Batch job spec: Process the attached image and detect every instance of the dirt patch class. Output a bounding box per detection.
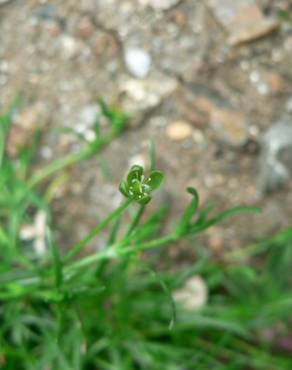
[1,0,292,256]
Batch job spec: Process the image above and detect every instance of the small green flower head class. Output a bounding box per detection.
[119,165,164,205]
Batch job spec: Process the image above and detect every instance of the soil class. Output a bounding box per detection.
[1,0,292,258]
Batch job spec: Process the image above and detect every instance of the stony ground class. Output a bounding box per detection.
[1,0,292,257]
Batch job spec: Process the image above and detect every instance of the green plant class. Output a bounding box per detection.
[0,102,292,370]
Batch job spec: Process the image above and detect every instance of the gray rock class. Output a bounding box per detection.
[33,4,58,21]
[124,47,151,79]
[258,116,292,193]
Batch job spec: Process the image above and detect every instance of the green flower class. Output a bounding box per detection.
[119,165,164,205]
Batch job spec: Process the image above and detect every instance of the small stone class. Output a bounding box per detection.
[249,70,284,96]
[173,275,208,311]
[172,10,187,26]
[124,47,151,78]
[166,121,193,141]
[128,154,147,168]
[208,0,279,45]
[79,104,99,128]
[59,36,81,59]
[93,33,117,58]
[265,73,284,95]
[33,4,58,21]
[20,211,47,257]
[77,17,95,39]
[211,107,248,147]
[40,146,53,159]
[208,235,224,254]
[0,60,8,73]
[138,0,180,10]
[119,75,177,115]
[258,116,292,193]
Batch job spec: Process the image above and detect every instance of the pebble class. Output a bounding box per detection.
[59,36,81,59]
[93,32,117,59]
[138,0,180,10]
[173,275,208,311]
[190,86,249,147]
[40,146,53,159]
[249,70,284,96]
[33,4,58,21]
[119,75,177,114]
[128,153,147,169]
[208,0,278,45]
[20,211,47,257]
[211,107,248,147]
[78,104,99,128]
[77,17,95,39]
[166,121,193,141]
[124,47,151,78]
[258,116,292,193]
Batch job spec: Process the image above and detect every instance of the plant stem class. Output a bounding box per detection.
[121,233,177,255]
[125,204,145,237]
[28,129,120,188]
[64,232,177,276]
[64,199,132,262]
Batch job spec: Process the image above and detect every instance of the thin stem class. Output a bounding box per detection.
[106,215,121,246]
[122,233,177,255]
[28,129,120,188]
[125,204,145,237]
[28,150,88,188]
[64,199,132,262]
[64,232,177,276]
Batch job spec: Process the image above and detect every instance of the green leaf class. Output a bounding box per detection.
[147,170,164,190]
[138,195,151,205]
[127,165,143,184]
[192,205,261,234]
[209,206,261,226]
[119,181,129,197]
[176,187,199,236]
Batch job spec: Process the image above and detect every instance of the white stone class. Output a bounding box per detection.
[60,36,80,60]
[119,75,177,114]
[124,47,151,78]
[173,275,208,311]
[138,0,180,10]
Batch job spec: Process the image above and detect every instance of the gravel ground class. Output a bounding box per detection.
[1,0,292,257]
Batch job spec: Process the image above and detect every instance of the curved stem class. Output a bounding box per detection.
[64,199,132,262]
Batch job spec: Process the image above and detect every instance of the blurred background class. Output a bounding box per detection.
[1,0,292,253]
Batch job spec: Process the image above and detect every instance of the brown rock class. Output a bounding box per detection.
[208,0,279,45]
[265,73,284,95]
[211,107,248,146]
[77,17,95,39]
[93,32,118,58]
[166,121,193,141]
